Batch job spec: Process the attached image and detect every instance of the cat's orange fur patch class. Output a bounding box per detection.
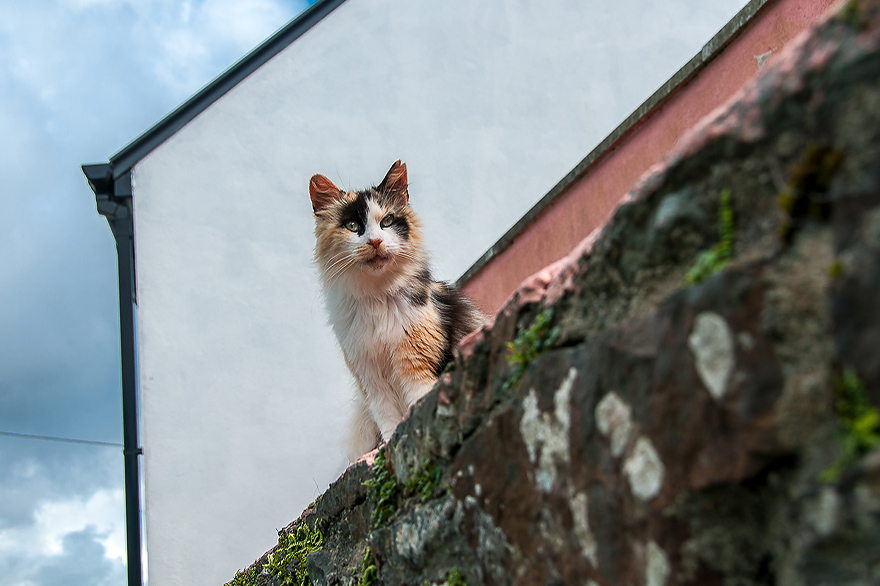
[399,312,445,381]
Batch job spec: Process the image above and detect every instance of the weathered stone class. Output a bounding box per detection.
[226,3,880,584]
[688,312,735,400]
[645,541,671,586]
[595,391,634,457]
[304,550,333,586]
[623,436,666,502]
[569,490,598,567]
[519,367,576,492]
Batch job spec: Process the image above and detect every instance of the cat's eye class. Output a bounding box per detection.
[344,221,360,232]
[380,215,394,228]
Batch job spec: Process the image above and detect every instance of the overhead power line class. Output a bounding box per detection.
[0,430,123,448]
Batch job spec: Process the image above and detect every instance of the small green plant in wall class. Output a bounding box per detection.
[358,546,378,586]
[686,188,734,285]
[420,567,468,586]
[226,565,260,586]
[405,457,443,502]
[363,448,399,529]
[444,567,468,586]
[264,522,323,586]
[777,143,844,242]
[504,308,561,390]
[820,368,880,482]
[837,0,869,31]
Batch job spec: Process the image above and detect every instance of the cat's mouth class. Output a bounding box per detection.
[364,251,391,271]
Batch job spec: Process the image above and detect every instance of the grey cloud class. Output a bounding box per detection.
[32,527,125,586]
[0,445,121,529]
[0,1,310,584]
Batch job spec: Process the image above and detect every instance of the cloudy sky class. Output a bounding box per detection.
[0,1,312,584]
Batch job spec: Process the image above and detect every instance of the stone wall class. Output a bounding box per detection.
[228,1,880,584]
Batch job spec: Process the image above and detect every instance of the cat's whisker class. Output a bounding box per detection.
[325,257,353,275]
[325,250,354,266]
[323,252,357,275]
[388,250,418,262]
[325,258,357,283]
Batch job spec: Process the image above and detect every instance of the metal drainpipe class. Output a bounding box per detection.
[82,164,143,586]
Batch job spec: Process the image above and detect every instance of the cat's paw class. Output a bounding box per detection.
[350,447,381,468]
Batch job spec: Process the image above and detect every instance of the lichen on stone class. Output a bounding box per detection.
[595,391,635,457]
[570,491,598,567]
[519,367,577,492]
[623,436,665,501]
[645,541,671,586]
[688,312,736,401]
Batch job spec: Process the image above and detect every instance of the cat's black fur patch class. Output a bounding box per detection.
[388,214,410,240]
[405,286,429,307]
[376,187,406,208]
[416,268,432,285]
[405,269,433,307]
[339,191,370,236]
[375,189,411,240]
[431,284,474,377]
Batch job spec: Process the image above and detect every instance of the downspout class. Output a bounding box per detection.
[82,163,143,586]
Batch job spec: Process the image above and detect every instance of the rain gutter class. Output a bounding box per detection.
[81,163,142,586]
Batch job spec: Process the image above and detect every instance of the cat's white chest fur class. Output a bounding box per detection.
[327,288,432,440]
[330,290,412,357]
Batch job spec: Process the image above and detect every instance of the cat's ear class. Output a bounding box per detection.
[378,160,408,205]
[309,174,343,212]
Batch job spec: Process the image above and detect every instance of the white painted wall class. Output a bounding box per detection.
[131,0,748,584]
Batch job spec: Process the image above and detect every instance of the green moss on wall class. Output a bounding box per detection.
[821,368,880,482]
[264,522,323,586]
[777,143,844,242]
[358,546,378,586]
[686,188,734,285]
[226,565,260,586]
[405,458,444,503]
[364,448,399,529]
[504,308,561,390]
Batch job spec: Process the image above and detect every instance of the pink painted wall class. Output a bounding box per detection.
[462,0,840,316]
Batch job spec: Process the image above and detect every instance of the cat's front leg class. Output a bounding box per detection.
[371,380,431,442]
[351,356,406,442]
[372,398,405,442]
[360,382,407,441]
[401,377,436,412]
[344,394,381,462]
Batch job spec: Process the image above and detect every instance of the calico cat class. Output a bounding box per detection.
[309,161,484,462]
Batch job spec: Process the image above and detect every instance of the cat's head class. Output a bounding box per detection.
[310,160,426,293]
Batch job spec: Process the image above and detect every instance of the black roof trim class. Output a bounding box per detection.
[107,0,348,179]
[456,0,771,286]
[83,162,113,195]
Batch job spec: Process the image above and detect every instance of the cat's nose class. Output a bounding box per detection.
[367,238,383,249]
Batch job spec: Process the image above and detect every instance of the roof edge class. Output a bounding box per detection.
[455,0,771,287]
[108,0,348,178]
